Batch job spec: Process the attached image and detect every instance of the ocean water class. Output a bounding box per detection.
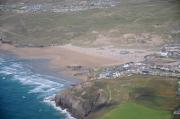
[0,51,76,119]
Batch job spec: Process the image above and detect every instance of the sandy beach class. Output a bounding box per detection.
[0,43,155,80]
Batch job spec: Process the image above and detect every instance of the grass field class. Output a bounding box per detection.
[100,102,171,119]
[83,75,180,119]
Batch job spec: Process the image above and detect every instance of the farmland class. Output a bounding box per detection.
[58,75,180,119]
[100,102,171,119]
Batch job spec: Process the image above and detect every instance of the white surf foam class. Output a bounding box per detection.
[0,58,5,64]
[14,74,64,94]
[0,58,76,119]
[0,70,13,75]
[1,61,64,95]
[43,95,76,119]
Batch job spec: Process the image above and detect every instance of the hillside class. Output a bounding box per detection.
[55,75,180,119]
[0,0,179,47]
[1,0,66,4]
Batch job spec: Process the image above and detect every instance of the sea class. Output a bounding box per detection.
[0,50,78,119]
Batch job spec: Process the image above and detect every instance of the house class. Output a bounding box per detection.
[177,81,180,96]
[141,70,150,74]
[123,64,129,68]
[112,72,121,78]
[98,72,110,79]
[173,108,180,119]
[160,52,168,57]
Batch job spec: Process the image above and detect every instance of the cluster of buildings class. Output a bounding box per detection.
[0,0,120,13]
[96,58,180,79]
[160,44,180,58]
[173,79,180,118]
[173,107,180,119]
[178,80,180,96]
[97,62,136,79]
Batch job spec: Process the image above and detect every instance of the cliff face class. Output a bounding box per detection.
[55,82,109,119]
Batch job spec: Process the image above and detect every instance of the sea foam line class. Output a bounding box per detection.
[1,62,64,94]
[43,95,76,119]
[0,58,76,119]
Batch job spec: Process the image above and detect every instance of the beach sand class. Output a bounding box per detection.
[0,43,155,80]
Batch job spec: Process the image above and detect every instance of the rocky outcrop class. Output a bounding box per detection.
[0,35,12,45]
[55,82,109,119]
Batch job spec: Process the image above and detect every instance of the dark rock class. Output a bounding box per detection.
[0,34,12,44]
[55,83,109,119]
[67,65,83,71]
[15,44,45,48]
[1,39,13,44]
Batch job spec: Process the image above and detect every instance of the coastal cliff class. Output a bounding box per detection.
[55,75,180,119]
[55,82,109,119]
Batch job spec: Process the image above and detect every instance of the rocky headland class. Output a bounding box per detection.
[55,81,109,119]
[53,44,180,119]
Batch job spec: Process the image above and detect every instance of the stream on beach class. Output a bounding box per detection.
[0,50,78,119]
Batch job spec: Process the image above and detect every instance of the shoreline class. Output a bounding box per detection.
[44,95,76,119]
[1,43,179,119]
[0,42,159,119]
[0,50,77,119]
[0,43,156,80]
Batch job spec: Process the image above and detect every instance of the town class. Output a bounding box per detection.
[96,56,180,79]
[94,45,180,119]
[0,0,120,13]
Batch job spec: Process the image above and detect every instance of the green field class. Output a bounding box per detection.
[81,75,180,119]
[100,102,171,119]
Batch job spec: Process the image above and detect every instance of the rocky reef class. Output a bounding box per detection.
[55,82,109,119]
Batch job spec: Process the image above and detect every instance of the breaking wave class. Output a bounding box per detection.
[44,95,76,119]
[0,56,76,119]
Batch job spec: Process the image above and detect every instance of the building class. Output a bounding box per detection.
[177,81,180,96]
[173,108,180,119]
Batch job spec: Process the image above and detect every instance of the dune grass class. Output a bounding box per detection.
[1,0,180,46]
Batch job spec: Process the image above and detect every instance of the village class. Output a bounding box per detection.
[176,77,180,119]
[0,0,120,13]
[94,45,180,119]
[96,57,180,79]
[160,44,180,58]
[96,44,180,79]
